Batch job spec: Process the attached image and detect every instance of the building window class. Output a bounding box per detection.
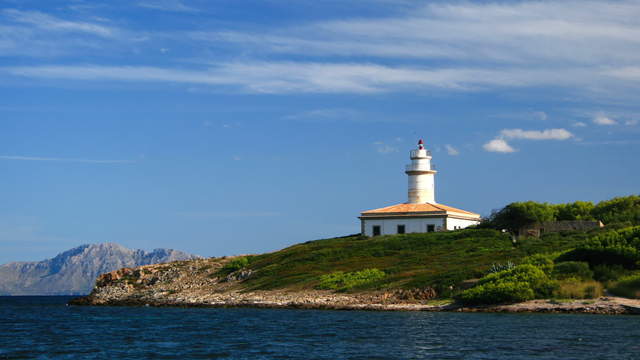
[397,225,405,234]
[372,225,381,236]
[427,224,435,232]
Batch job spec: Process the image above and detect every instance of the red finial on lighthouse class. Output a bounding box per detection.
[418,139,424,150]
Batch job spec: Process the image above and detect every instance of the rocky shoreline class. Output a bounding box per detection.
[69,290,640,315]
[69,257,640,315]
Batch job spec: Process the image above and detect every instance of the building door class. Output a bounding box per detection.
[372,225,381,236]
[397,225,405,234]
[427,224,435,232]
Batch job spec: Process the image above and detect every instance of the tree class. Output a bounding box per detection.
[592,195,640,225]
[555,201,595,221]
[486,201,557,233]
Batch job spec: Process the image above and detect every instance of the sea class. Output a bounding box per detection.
[1,296,639,359]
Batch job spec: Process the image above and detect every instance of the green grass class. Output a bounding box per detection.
[239,228,598,293]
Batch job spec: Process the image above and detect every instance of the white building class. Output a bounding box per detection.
[359,139,481,236]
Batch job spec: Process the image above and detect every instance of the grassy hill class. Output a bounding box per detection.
[237,228,600,296]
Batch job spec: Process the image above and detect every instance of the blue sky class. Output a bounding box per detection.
[1,0,639,263]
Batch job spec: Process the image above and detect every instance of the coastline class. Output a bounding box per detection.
[68,258,640,315]
[69,291,640,315]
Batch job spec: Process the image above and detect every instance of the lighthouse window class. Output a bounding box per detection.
[427,224,435,232]
[397,225,406,234]
[372,226,381,236]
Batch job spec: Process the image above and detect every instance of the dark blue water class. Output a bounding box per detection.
[1,297,639,359]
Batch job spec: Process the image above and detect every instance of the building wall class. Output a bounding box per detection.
[363,216,480,236]
[446,217,481,230]
[363,218,445,236]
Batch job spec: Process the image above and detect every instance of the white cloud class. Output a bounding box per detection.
[3,9,114,37]
[445,144,459,156]
[0,155,135,163]
[625,119,638,126]
[483,139,516,153]
[572,121,587,127]
[500,128,573,140]
[593,114,618,125]
[0,63,605,94]
[202,1,640,66]
[283,108,359,121]
[138,0,197,12]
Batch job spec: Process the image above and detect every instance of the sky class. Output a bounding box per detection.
[1,0,639,263]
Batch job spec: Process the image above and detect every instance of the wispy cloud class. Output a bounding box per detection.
[283,108,360,122]
[445,144,459,156]
[0,63,613,94]
[0,156,135,164]
[483,128,573,153]
[483,139,516,153]
[500,128,573,140]
[593,114,618,125]
[625,119,639,126]
[573,121,587,127]
[137,0,197,12]
[3,9,115,37]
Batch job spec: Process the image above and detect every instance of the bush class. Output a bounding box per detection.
[317,268,386,291]
[219,256,251,275]
[609,274,640,299]
[592,264,629,282]
[557,226,640,269]
[522,253,557,274]
[553,280,603,299]
[458,264,557,305]
[592,195,640,225]
[552,261,593,280]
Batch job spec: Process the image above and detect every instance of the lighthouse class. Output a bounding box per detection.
[406,139,437,204]
[359,139,481,236]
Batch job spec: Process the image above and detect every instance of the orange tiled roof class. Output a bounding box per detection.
[361,202,480,217]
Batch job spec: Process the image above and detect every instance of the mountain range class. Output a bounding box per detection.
[0,243,199,295]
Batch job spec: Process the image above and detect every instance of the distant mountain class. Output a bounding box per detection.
[0,243,200,295]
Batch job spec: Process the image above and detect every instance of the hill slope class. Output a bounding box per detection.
[72,228,605,308]
[0,243,199,295]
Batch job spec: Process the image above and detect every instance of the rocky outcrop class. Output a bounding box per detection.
[0,243,199,295]
[69,256,640,314]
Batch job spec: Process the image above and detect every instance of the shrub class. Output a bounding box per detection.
[553,280,603,299]
[317,268,386,291]
[557,226,640,269]
[552,261,593,280]
[219,256,251,275]
[458,264,557,305]
[522,253,557,274]
[591,195,640,226]
[592,264,629,282]
[609,274,640,299]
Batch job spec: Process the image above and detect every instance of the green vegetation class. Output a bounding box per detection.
[217,195,640,306]
[317,269,386,291]
[558,226,640,269]
[552,261,593,280]
[481,195,640,231]
[458,265,557,305]
[554,280,603,299]
[218,256,253,276]
[241,228,594,294]
[609,274,640,299]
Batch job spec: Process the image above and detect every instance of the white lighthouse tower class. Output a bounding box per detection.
[359,139,481,236]
[406,139,436,204]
